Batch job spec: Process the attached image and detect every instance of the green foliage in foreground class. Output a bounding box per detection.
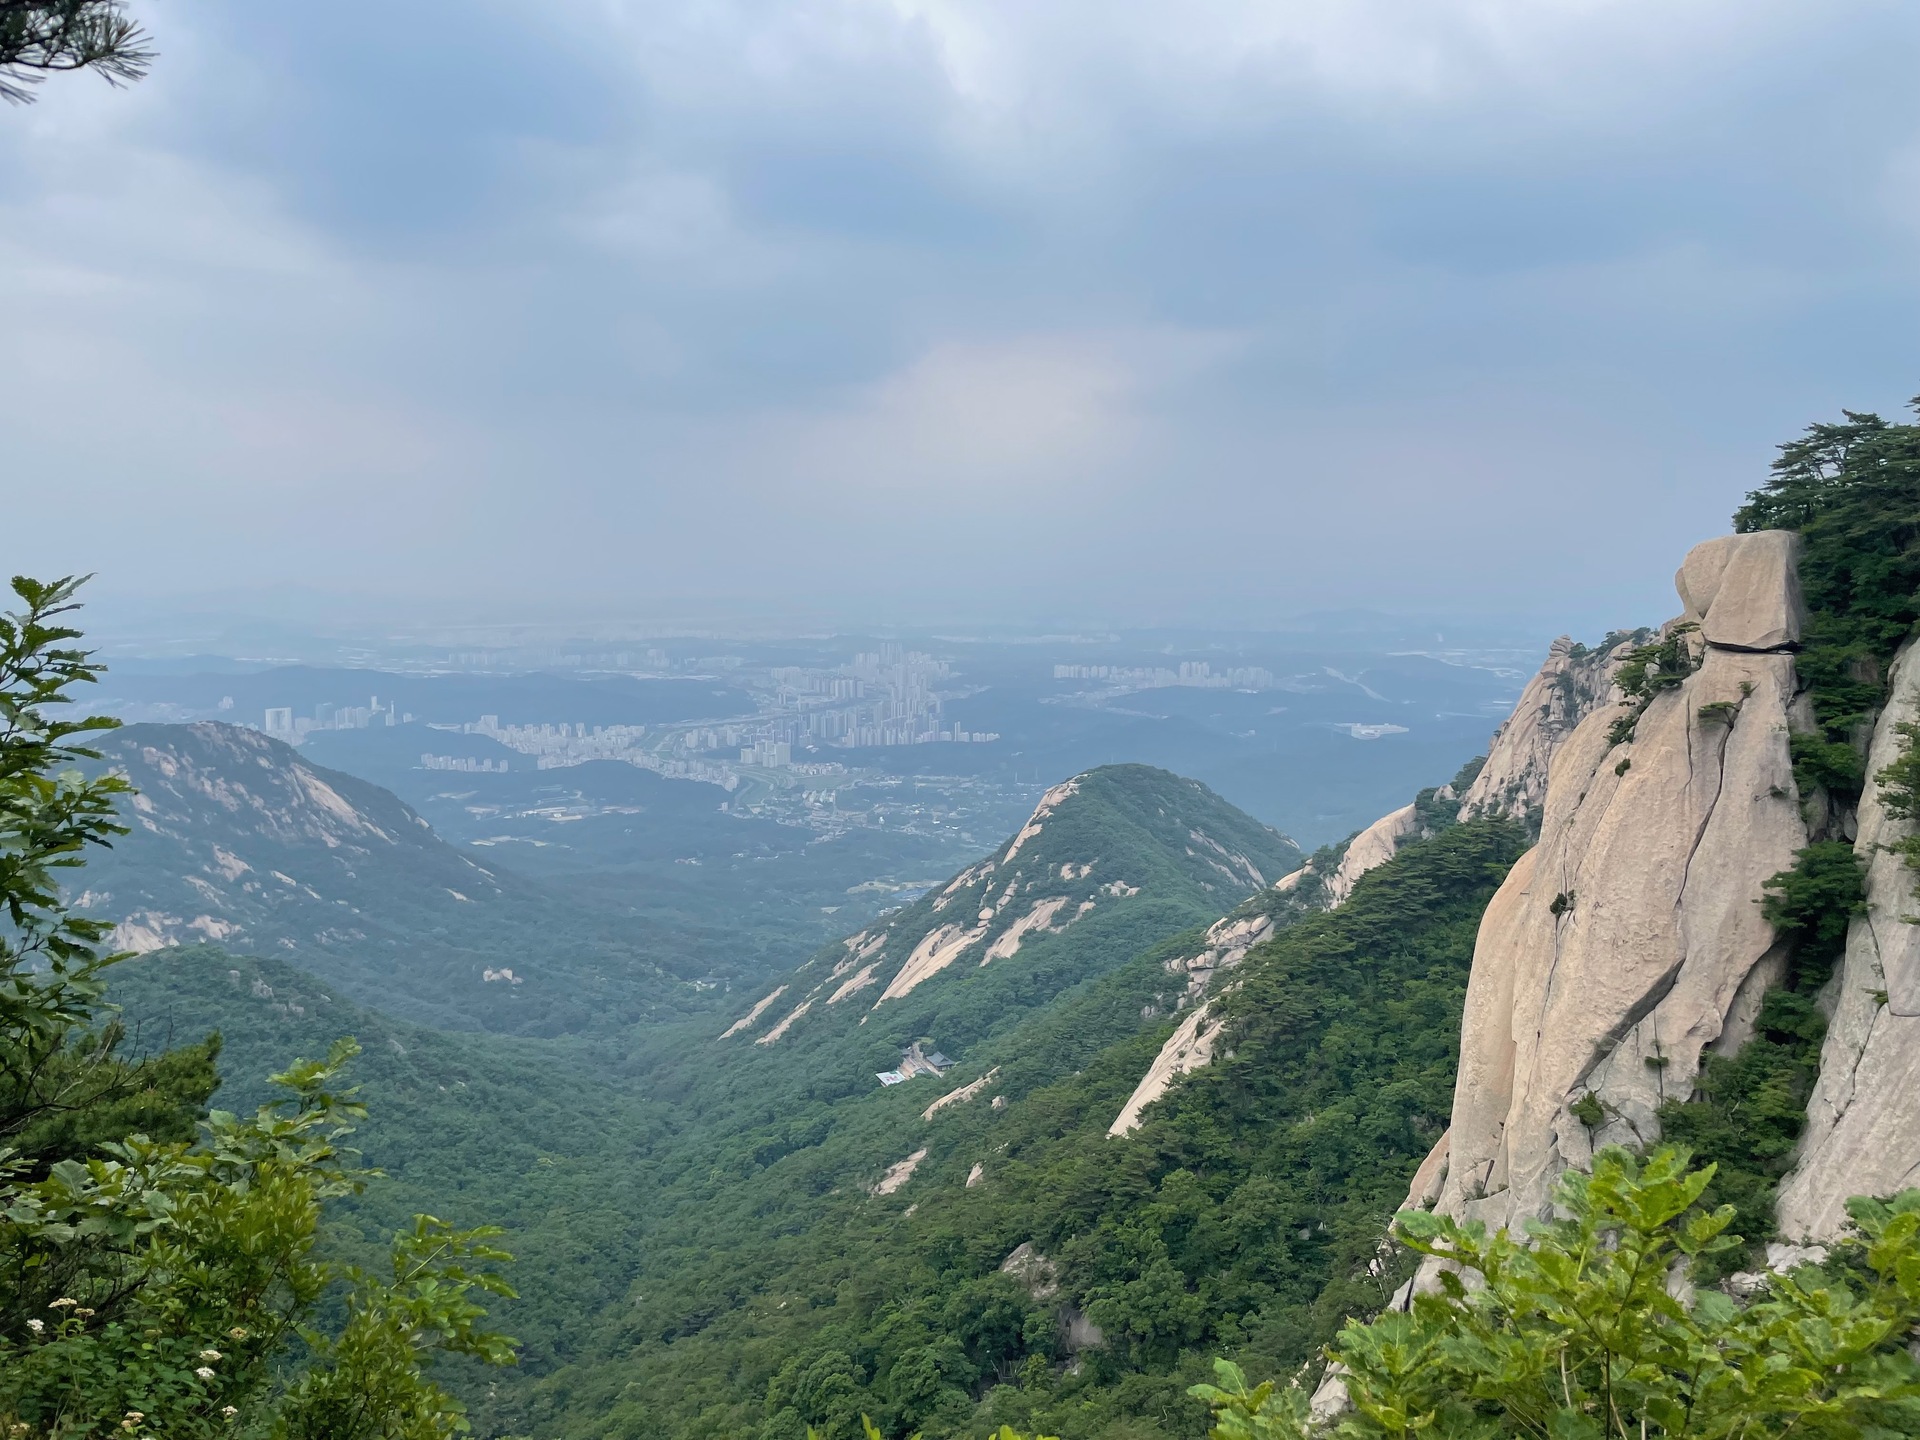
[1657,990,1826,1278]
[0,576,519,1440]
[1189,1147,1920,1440]
[2,1042,517,1440]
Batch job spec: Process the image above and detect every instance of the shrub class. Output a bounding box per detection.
[1758,841,1867,987]
[1186,1147,1920,1440]
[0,576,518,1440]
[1789,731,1866,798]
[1876,720,1920,876]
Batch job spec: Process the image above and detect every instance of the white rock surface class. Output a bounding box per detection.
[870,1147,928,1196]
[1437,532,1810,1232]
[1777,638,1920,1238]
[998,1241,1059,1298]
[1677,531,1806,652]
[1163,909,1278,1000]
[720,984,788,1039]
[923,1067,1000,1121]
[756,999,813,1045]
[1322,804,1419,907]
[875,919,990,1004]
[982,897,1073,963]
[1107,1003,1228,1136]
[1458,634,1642,824]
[1107,625,1648,1138]
[1401,1129,1451,1213]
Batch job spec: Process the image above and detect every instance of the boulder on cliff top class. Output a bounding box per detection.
[1676,530,1805,652]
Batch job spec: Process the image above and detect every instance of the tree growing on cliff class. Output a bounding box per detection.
[1,0,151,102]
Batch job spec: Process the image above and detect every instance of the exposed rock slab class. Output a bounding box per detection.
[1677,530,1805,652]
[1108,626,1646,1137]
[870,1147,928,1196]
[1402,1129,1451,1214]
[1459,634,1642,824]
[1107,1003,1227,1136]
[1778,638,1920,1238]
[923,1067,1000,1121]
[720,984,788,1039]
[756,999,813,1045]
[1437,534,1810,1232]
[1322,804,1419,907]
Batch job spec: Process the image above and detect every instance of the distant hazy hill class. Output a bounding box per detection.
[91,664,757,728]
[74,722,686,1034]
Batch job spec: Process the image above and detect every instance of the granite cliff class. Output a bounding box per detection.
[1433,532,1813,1231]
[1776,635,1920,1236]
[1412,526,1920,1250]
[1106,628,1633,1135]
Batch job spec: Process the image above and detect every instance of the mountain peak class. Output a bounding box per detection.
[722,763,1299,1045]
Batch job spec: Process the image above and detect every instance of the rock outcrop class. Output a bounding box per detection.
[1435,531,1810,1232]
[1675,531,1806,652]
[1107,624,1642,1138]
[1776,637,1920,1238]
[1322,805,1419,907]
[1457,632,1645,825]
[1107,1004,1227,1136]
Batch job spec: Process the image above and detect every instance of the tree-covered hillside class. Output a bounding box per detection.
[71,722,746,1034]
[511,818,1526,1440]
[94,765,1305,1434]
[714,764,1299,1060]
[93,747,1518,1440]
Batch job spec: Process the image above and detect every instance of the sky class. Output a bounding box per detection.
[4,0,1918,637]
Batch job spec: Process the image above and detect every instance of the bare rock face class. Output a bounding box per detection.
[1107,1003,1227,1136]
[1676,530,1806,652]
[1108,626,1651,1138]
[1436,532,1810,1232]
[1777,638,1920,1238]
[1458,633,1644,825]
[1322,804,1419,906]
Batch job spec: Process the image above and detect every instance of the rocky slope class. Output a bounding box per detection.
[82,723,504,954]
[717,765,1300,1051]
[1105,630,1635,1134]
[1455,631,1646,825]
[1433,535,1811,1229]
[74,723,675,1034]
[1405,528,1920,1249]
[1777,635,1920,1237]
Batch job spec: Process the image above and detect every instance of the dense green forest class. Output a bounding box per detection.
[514,820,1525,1440]
[46,397,1920,1440]
[104,813,1522,1440]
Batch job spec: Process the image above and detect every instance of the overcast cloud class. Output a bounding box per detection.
[4,0,1918,633]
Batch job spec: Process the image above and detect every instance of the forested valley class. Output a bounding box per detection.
[8,398,1920,1440]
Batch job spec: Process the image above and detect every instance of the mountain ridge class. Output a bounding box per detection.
[74,722,691,1034]
[717,764,1301,1060]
